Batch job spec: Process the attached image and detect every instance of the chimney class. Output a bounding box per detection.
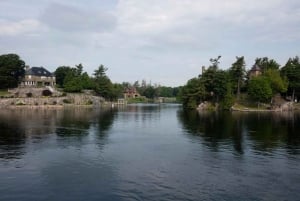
[25,65,30,71]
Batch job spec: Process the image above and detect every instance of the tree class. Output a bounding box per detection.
[56,64,94,92]
[220,83,234,110]
[180,78,206,109]
[209,55,221,70]
[281,56,300,101]
[0,54,25,89]
[111,83,125,99]
[229,56,246,99]
[248,76,272,103]
[201,67,228,102]
[255,57,280,73]
[81,72,94,90]
[93,65,114,100]
[93,65,107,78]
[54,66,73,87]
[63,76,83,92]
[75,63,83,76]
[143,86,156,99]
[264,69,287,95]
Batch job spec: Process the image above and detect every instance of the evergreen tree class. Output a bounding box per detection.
[229,56,246,99]
[281,56,300,101]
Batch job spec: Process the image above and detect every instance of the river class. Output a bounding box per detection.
[0,104,299,201]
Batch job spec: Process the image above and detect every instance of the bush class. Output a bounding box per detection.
[26,92,33,98]
[63,99,72,104]
[16,101,25,105]
[42,90,52,97]
[248,76,272,103]
[86,100,93,105]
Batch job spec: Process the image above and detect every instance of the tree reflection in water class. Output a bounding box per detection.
[0,107,117,160]
[177,110,300,155]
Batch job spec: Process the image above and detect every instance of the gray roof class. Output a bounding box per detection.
[250,64,261,71]
[26,67,54,77]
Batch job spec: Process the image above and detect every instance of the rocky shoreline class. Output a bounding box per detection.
[0,87,111,109]
[0,94,106,109]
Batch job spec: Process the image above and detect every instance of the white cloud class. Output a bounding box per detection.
[0,19,42,36]
[40,3,117,33]
[1,0,300,86]
[116,0,300,44]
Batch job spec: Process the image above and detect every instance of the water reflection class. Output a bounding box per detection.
[0,105,299,201]
[178,110,300,154]
[0,107,117,160]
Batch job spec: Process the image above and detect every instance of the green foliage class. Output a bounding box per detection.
[179,56,231,109]
[93,65,114,100]
[180,55,294,110]
[220,83,234,110]
[281,56,300,99]
[264,69,287,94]
[255,57,280,73]
[201,67,229,102]
[57,64,94,93]
[248,76,272,103]
[64,71,83,93]
[63,99,72,104]
[180,78,206,109]
[143,86,156,99]
[127,97,148,103]
[229,56,246,98]
[111,83,125,99]
[93,64,107,78]
[0,54,25,89]
[54,66,73,87]
[80,72,95,89]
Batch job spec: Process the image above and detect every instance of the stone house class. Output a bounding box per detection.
[21,66,56,87]
[249,64,262,78]
[124,87,140,99]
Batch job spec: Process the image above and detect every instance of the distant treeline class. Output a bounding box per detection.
[55,64,180,100]
[0,53,180,101]
[179,56,300,109]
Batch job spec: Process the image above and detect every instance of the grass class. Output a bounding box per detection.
[0,90,10,96]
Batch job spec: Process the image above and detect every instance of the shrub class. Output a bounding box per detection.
[63,99,72,104]
[86,100,93,105]
[26,92,33,98]
[42,90,52,97]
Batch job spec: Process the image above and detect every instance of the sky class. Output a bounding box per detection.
[1,0,299,86]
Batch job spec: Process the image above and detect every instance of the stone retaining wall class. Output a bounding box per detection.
[0,94,105,108]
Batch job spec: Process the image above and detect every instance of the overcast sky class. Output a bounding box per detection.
[1,0,299,86]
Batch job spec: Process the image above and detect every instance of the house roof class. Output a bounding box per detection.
[26,67,54,77]
[250,64,261,72]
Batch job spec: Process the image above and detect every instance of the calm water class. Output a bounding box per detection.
[0,104,299,201]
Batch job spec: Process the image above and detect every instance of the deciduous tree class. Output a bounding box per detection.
[0,54,25,89]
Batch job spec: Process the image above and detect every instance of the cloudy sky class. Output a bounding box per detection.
[1,0,299,86]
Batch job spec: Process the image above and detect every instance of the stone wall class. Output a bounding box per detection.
[8,87,62,98]
[0,94,105,108]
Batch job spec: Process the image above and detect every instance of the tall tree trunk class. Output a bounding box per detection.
[237,79,240,100]
[292,88,295,102]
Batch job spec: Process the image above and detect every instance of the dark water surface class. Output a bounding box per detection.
[0,104,299,201]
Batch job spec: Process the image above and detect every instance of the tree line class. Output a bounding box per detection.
[55,64,180,100]
[179,56,300,109]
[0,53,179,100]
